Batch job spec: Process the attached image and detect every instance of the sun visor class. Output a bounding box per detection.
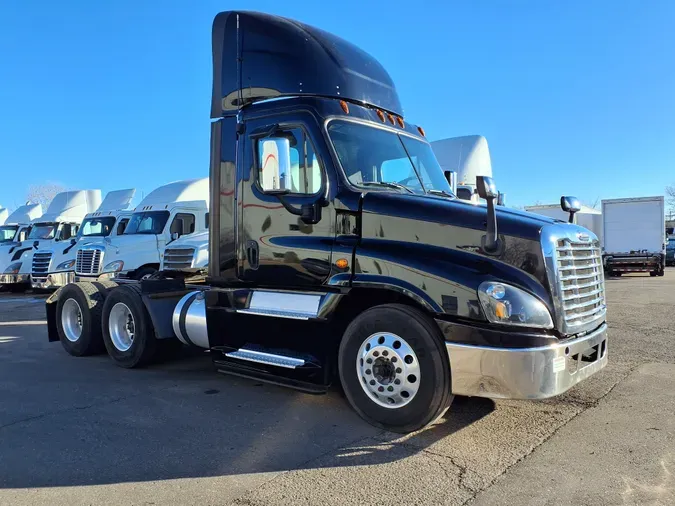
[211,11,402,118]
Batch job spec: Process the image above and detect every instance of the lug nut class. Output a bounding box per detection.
[394,379,401,385]
[391,357,397,363]
[387,386,394,392]
[378,386,384,392]
[396,367,402,374]
[382,350,388,357]
[365,369,371,375]
[370,380,376,385]
[366,358,373,364]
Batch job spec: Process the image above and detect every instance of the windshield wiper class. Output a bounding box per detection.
[361,181,414,194]
[427,189,455,198]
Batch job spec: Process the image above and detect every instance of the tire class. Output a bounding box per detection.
[133,267,157,281]
[650,271,657,277]
[101,284,157,368]
[338,303,453,433]
[55,282,109,356]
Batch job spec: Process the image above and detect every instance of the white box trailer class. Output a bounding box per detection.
[525,204,603,245]
[602,196,665,276]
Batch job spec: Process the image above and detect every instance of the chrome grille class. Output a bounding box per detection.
[163,247,195,270]
[76,249,103,275]
[31,252,52,283]
[553,236,606,334]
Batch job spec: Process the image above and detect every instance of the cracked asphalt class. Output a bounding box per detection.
[0,270,673,505]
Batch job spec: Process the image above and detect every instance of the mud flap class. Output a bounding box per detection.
[45,288,61,342]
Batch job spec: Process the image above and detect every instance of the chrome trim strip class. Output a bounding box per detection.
[248,290,321,316]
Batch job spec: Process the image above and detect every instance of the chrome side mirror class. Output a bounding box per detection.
[497,192,505,206]
[171,232,180,241]
[444,170,457,194]
[560,196,581,223]
[476,176,498,200]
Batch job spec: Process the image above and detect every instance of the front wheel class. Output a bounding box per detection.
[338,304,453,433]
[133,267,157,281]
[102,285,158,368]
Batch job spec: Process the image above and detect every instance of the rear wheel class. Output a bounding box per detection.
[338,304,453,433]
[55,282,108,356]
[102,285,157,368]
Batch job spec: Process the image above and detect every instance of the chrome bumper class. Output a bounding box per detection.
[0,273,30,284]
[31,271,75,289]
[446,323,608,400]
[74,272,115,282]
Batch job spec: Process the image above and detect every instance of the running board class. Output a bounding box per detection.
[225,348,305,369]
[213,359,328,394]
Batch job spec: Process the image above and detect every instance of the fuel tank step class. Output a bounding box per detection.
[225,348,305,369]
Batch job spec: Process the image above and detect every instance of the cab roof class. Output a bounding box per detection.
[211,11,402,118]
[5,203,42,226]
[136,178,208,209]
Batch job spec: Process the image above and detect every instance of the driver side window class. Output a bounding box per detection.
[256,127,322,195]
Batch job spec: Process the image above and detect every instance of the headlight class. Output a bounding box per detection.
[477,281,553,329]
[4,262,21,274]
[102,260,124,273]
[56,259,76,271]
[194,246,209,268]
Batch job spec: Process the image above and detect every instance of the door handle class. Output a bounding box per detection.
[246,240,259,270]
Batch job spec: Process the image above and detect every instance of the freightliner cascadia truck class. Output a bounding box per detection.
[45,11,608,433]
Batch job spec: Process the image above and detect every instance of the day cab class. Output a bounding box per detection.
[74,178,208,282]
[46,11,608,433]
[0,203,43,289]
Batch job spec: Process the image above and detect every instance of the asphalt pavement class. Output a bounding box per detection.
[0,270,673,505]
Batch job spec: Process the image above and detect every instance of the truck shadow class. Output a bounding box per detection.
[0,330,496,490]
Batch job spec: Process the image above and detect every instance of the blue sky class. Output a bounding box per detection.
[1,0,674,211]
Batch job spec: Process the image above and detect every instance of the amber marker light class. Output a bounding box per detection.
[376,109,385,122]
[417,126,426,137]
[336,258,349,269]
[387,113,395,125]
[396,116,405,128]
[340,100,350,114]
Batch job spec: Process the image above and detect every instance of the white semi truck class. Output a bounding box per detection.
[526,203,603,245]
[431,135,492,203]
[161,230,209,273]
[75,178,208,282]
[30,189,136,290]
[4,190,102,290]
[0,203,43,289]
[602,196,666,276]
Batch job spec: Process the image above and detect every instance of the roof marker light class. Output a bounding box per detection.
[417,126,426,137]
[387,113,395,125]
[396,117,405,128]
[340,100,349,114]
[376,110,385,122]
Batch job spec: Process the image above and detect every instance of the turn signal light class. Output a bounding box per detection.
[336,258,349,269]
[340,100,350,114]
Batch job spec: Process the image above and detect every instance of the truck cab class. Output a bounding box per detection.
[30,189,136,290]
[0,203,43,287]
[161,230,209,273]
[46,11,608,434]
[74,179,208,282]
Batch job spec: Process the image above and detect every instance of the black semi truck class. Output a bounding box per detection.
[45,11,608,433]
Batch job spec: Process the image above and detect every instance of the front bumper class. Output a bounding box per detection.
[74,272,116,282]
[446,323,608,400]
[0,273,30,284]
[31,271,75,289]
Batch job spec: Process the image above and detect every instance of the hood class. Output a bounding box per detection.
[166,231,209,250]
[361,192,556,242]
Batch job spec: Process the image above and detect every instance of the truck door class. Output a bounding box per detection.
[239,114,335,287]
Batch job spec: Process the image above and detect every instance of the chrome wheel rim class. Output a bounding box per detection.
[62,298,83,342]
[356,332,421,409]
[109,302,135,352]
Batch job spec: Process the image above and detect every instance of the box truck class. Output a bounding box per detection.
[30,189,136,290]
[602,196,666,276]
[74,179,208,282]
[44,11,608,433]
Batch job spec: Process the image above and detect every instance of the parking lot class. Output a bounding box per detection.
[1,272,674,506]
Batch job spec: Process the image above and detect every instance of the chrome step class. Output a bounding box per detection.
[225,348,306,369]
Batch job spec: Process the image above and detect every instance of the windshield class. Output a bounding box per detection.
[0,226,18,242]
[77,217,117,238]
[28,223,58,240]
[124,211,170,235]
[327,121,454,196]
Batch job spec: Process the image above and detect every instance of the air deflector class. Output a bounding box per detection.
[211,11,403,117]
